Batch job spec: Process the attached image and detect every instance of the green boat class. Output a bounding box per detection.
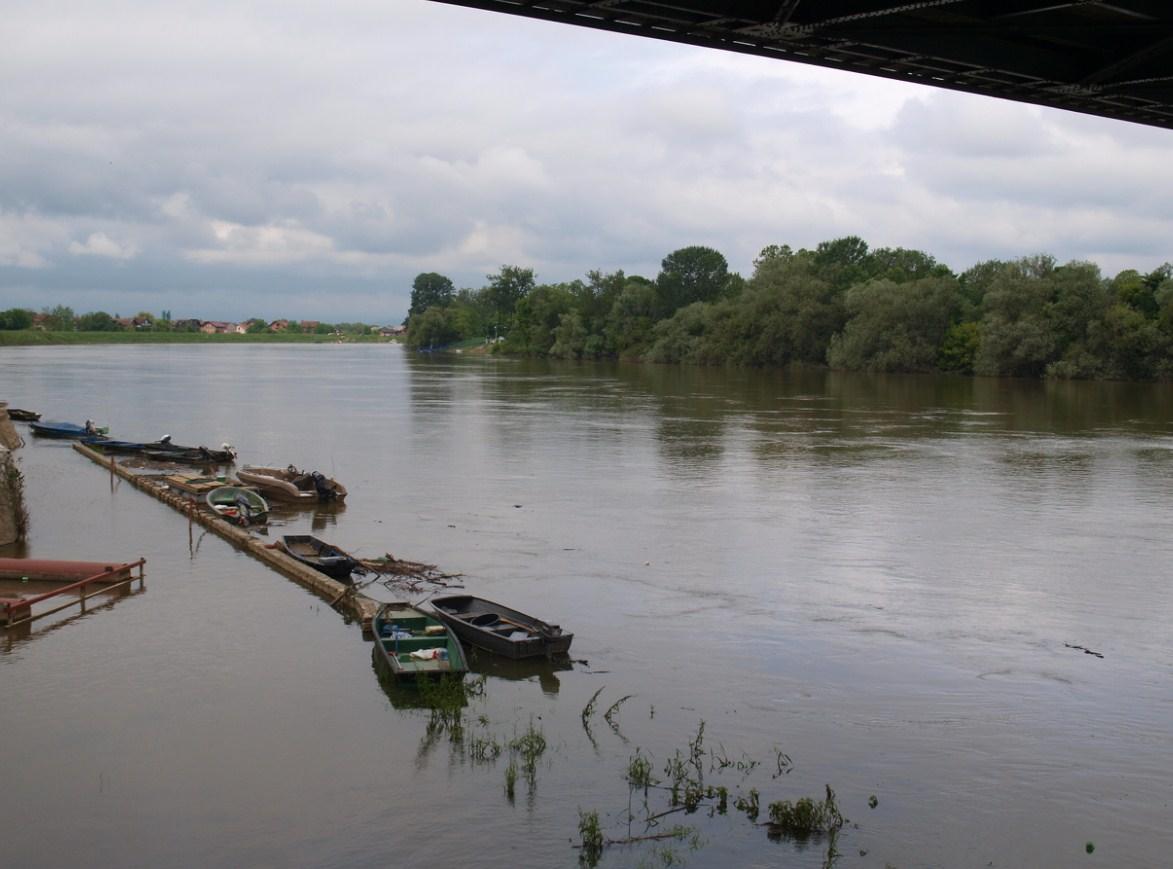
[373,602,468,679]
[205,486,269,526]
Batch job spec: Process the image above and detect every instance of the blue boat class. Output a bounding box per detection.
[30,421,108,439]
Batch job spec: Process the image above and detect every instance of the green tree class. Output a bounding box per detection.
[605,279,658,356]
[0,308,34,330]
[406,306,461,349]
[827,276,963,372]
[245,318,268,334]
[938,322,982,373]
[812,236,874,291]
[550,311,589,359]
[506,283,575,354]
[655,246,731,316]
[77,311,120,331]
[407,272,456,323]
[42,305,76,331]
[974,256,1060,377]
[647,302,714,364]
[484,265,535,334]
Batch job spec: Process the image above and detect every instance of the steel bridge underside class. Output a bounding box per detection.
[427,0,1173,130]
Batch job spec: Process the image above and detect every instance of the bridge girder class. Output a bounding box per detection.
[426,0,1173,130]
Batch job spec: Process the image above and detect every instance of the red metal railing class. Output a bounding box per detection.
[0,558,146,627]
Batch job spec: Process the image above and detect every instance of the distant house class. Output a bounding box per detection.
[234,323,249,334]
[173,318,202,332]
[269,319,290,332]
[299,320,319,332]
[116,317,153,330]
[31,313,49,331]
[200,321,234,334]
[378,324,407,337]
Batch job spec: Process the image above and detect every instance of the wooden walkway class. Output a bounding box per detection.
[71,443,379,631]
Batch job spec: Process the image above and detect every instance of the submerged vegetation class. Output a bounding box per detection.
[376,665,862,867]
[405,241,1173,381]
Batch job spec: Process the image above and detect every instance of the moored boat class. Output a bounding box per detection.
[429,595,573,659]
[373,602,468,679]
[237,465,347,502]
[278,534,361,581]
[143,443,236,464]
[82,436,152,453]
[205,486,269,525]
[6,408,40,422]
[30,420,108,439]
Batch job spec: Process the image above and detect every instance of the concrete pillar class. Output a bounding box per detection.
[0,446,23,545]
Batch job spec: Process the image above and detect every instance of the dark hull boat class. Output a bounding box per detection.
[205,486,268,525]
[143,444,236,464]
[373,602,468,679]
[6,408,40,422]
[82,436,152,453]
[278,535,360,581]
[429,595,573,659]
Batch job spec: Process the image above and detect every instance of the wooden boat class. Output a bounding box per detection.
[204,486,268,525]
[29,421,107,439]
[373,602,468,679]
[237,465,347,502]
[278,535,361,581]
[6,408,40,422]
[429,595,573,659]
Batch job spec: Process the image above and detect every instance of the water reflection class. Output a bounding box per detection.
[0,581,144,653]
[466,647,571,696]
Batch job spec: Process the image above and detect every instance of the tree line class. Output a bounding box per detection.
[0,307,375,336]
[405,239,1173,380]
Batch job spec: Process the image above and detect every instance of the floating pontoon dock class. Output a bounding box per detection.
[71,442,379,629]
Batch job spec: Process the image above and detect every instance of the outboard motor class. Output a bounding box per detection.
[311,471,337,501]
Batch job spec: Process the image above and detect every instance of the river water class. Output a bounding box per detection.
[1,344,1170,868]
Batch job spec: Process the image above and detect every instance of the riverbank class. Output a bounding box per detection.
[0,331,393,346]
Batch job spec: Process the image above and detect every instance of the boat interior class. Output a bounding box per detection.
[378,606,460,671]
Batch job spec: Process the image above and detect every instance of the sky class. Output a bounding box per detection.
[2,0,1172,324]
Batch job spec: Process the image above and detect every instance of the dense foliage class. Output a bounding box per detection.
[405,240,1173,380]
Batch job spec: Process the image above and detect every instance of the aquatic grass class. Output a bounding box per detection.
[766,785,845,840]
[772,747,792,778]
[626,750,657,792]
[734,788,759,822]
[509,718,548,788]
[582,686,605,727]
[604,694,634,734]
[578,810,604,867]
[469,733,502,763]
[504,760,518,800]
[687,721,706,779]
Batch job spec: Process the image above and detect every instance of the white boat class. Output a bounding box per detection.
[236,465,347,503]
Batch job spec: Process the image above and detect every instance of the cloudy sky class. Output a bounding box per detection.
[3,0,1172,324]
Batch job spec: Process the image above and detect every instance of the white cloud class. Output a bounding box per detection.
[186,220,335,265]
[68,231,139,260]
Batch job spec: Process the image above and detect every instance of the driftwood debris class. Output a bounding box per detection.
[356,553,463,593]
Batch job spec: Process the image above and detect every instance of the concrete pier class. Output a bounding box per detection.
[71,443,379,630]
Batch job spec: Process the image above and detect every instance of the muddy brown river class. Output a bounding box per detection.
[2,344,1171,867]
